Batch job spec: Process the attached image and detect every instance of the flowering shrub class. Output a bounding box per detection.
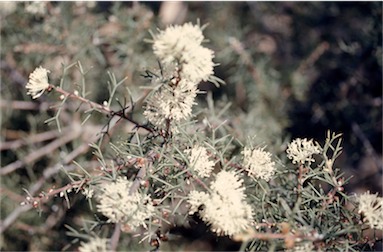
[11,21,381,251]
[1,3,381,251]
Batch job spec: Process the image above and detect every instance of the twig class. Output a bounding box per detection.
[0,205,32,234]
[1,127,66,151]
[0,125,81,175]
[242,230,320,242]
[52,86,112,115]
[52,85,151,117]
[0,100,49,110]
[297,42,329,73]
[110,223,121,251]
[52,85,153,136]
[297,163,305,193]
[129,165,147,195]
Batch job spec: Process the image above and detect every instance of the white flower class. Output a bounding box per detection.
[78,237,109,252]
[144,79,197,128]
[188,170,253,236]
[152,22,215,83]
[82,187,94,199]
[153,23,204,64]
[211,170,246,199]
[242,147,276,181]
[287,242,315,252]
[26,66,50,99]
[357,191,383,230]
[25,1,47,16]
[188,190,210,214]
[96,177,155,230]
[185,145,215,178]
[286,138,321,165]
[180,44,215,83]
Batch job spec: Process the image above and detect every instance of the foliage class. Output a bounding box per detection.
[1,2,382,251]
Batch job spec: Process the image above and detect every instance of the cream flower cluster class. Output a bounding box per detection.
[286,138,321,165]
[78,237,109,252]
[188,170,253,236]
[143,79,197,129]
[145,23,215,130]
[96,177,155,230]
[286,242,315,252]
[242,147,276,181]
[152,22,214,83]
[357,191,383,230]
[25,1,47,16]
[184,144,215,178]
[26,66,50,99]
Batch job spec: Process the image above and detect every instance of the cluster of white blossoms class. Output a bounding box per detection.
[242,147,276,181]
[145,22,215,130]
[152,22,214,83]
[143,79,198,128]
[96,177,155,230]
[25,1,47,16]
[26,66,51,99]
[286,138,321,165]
[78,237,109,252]
[286,242,315,252]
[188,170,253,236]
[184,144,215,178]
[357,191,383,230]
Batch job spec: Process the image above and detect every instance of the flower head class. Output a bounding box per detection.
[78,237,109,252]
[26,66,50,99]
[286,138,321,165]
[180,44,215,83]
[242,147,276,181]
[286,242,315,252]
[144,79,197,129]
[153,23,204,64]
[185,145,215,178]
[25,1,47,16]
[96,177,155,230]
[82,187,94,199]
[188,170,253,236]
[152,22,215,83]
[357,191,383,230]
[188,190,210,214]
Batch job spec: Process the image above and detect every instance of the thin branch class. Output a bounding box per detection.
[0,100,50,110]
[297,163,305,193]
[52,85,112,115]
[1,127,67,151]
[110,223,121,251]
[0,125,81,175]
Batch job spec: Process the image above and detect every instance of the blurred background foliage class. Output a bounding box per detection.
[0,1,382,251]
